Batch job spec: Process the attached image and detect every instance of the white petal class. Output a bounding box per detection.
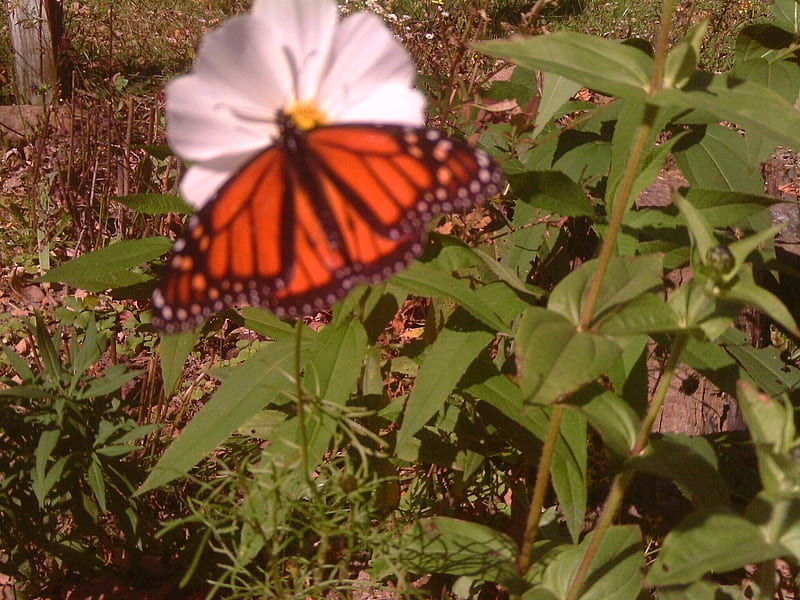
[336,82,426,125]
[251,0,340,102]
[167,74,276,162]
[167,13,300,162]
[179,151,258,209]
[318,12,423,124]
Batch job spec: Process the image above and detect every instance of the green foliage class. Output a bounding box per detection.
[13,0,800,597]
[0,314,156,585]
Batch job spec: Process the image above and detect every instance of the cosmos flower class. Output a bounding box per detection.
[166,0,427,208]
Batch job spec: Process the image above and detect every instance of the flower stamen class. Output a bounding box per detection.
[286,100,328,130]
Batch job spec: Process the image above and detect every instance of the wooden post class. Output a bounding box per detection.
[7,0,62,105]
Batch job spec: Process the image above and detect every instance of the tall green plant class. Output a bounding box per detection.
[41,0,800,597]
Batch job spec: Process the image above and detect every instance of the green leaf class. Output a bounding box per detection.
[138,338,298,493]
[399,517,524,593]
[653,73,800,153]
[33,428,61,504]
[746,492,800,562]
[720,328,800,397]
[82,365,141,398]
[478,31,653,100]
[237,307,308,340]
[673,124,763,193]
[516,307,622,404]
[597,293,681,335]
[629,433,729,508]
[647,508,781,586]
[466,373,587,527]
[3,344,34,381]
[158,331,197,395]
[34,314,61,382]
[115,194,192,215]
[683,188,777,227]
[508,170,595,218]
[71,313,102,386]
[32,455,69,506]
[566,389,638,459]
[493,200,547,280]
[736,381,799,494]
[672,193,718,264]
[534,72,582,138]
[719,267,799,335]
[548,255,663,326]
[283,318,368,471]
[40,238,172,292]
[734,24,800,104]
[657,581,738,600]
[236,410,288,438]
[555,409,587,544]
[393,262,509,333]
[87,456,108,513]
[395,316,494,460]
[772,0,800,34]
[664,21,708,89]
[542,525,643,600]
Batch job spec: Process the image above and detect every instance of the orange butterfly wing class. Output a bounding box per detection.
[151,124,503,332]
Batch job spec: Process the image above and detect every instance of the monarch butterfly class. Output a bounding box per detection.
[151,112,504,332]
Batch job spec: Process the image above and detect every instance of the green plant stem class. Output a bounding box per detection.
[517,403,565,575]
[563,333,687,600]
[293,320,319,501]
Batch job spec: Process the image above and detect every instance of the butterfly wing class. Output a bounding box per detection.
[151,124,503,332]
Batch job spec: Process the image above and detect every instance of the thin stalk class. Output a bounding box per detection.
[516,0,679,586]
[517,404,565,575]
[563,333,687,600]
[293,320,320,502]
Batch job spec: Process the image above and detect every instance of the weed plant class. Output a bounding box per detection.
[1,0,799,599]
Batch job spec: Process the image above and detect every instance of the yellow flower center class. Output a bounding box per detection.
[285,100,327,130]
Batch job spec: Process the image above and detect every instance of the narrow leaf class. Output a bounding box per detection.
[396,318,494,460]
[138,338,298,493]
[115,194,192,215]
[159,331,197,395]
[40,238,172,292]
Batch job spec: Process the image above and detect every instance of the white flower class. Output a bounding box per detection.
[167,0,426,208]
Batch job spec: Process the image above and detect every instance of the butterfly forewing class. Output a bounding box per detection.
[152,124,503,332]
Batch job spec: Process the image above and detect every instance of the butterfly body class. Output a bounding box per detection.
[152,117,503,332]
